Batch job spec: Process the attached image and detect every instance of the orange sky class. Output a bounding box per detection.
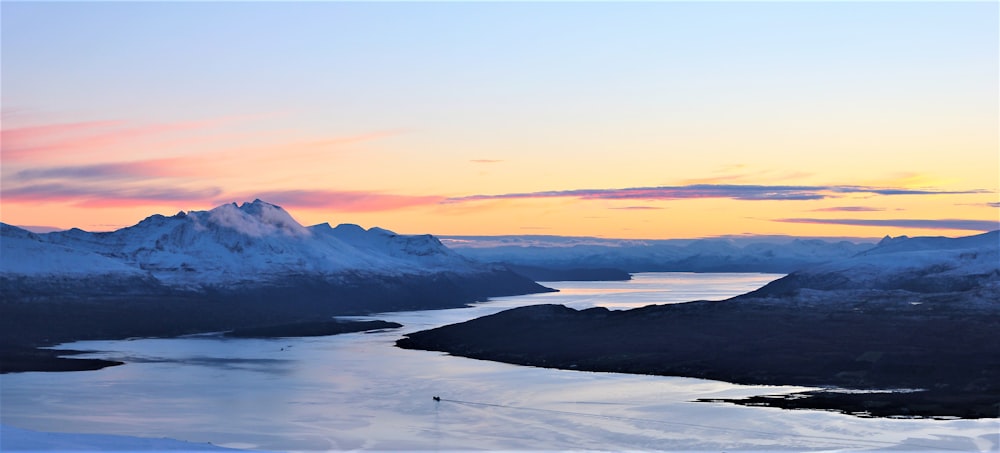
[2,2,997,239]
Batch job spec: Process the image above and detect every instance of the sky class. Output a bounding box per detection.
[2,1,997,239]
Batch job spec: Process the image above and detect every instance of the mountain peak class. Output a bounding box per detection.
[203,200,310,238]
[238,198,274,210]
[876,234,909,247]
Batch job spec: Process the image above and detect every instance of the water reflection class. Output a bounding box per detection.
[1,273,996,451]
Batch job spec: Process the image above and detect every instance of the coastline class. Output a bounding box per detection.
[397,292,1000,419]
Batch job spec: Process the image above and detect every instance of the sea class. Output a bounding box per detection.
[1,273,997,451]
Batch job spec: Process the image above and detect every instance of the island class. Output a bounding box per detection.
[224,319,402,338]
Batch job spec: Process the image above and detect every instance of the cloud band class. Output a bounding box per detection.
[775,218,999,231]
[444,184,986,203]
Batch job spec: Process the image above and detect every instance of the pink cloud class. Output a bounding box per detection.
[247,189,444,213]
[7,128,402,183]
[1,116,265,162]
[3,180,443,213]
[0,120,123,141]
[2,182,223,207]
[13,157,209,181]
[812,206,885,212]
[445,184,987,203]
[775,218,999,231]
[2,119,415,213]
[1,120,122,160]
[679,170,813,185]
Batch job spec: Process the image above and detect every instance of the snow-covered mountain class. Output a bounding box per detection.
[4,200,497,286]
[0,200,550,327]
[747,230,999,299]
[0,224,145,277]
[443,234,875,273]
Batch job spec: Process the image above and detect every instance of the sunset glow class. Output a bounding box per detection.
[2,2,997,239]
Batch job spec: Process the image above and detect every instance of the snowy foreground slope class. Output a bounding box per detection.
[0,200,549,346]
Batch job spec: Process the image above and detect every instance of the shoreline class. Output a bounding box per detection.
[397,295,1000,419]
[0,346,124,373]
[0,318,404,374]
[699,388,1000,419]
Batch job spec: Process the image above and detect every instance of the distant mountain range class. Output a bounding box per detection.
[443,234,877,274]
[748,230,999,297]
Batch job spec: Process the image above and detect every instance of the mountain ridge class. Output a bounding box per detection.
[3,200,497,286]
[444,234,877,274]
[746,230,999,297]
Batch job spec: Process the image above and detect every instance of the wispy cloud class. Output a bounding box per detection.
[445,184,985,204]
[835,187,976,196]
[775,218,1000,231]
[247,189,444,213]
[609,206,664,210]
[0,120,123,148]
[3,121,409,211]
[13,158,200,181]
[812,206,885,212]
[956,202,1000,208]
[9,127,402,183]
[3,183,223,208]
[0,118,231,162]
[680,169,813,185]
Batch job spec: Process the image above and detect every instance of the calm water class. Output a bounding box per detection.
[1,273,997,451]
